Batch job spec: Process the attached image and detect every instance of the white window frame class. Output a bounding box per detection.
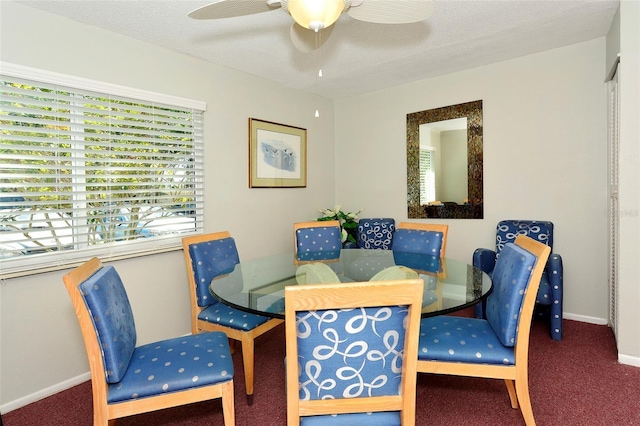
[420,147,436,204]
[0,63,206,277]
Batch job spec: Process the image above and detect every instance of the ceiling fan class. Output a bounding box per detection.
[188,0,434,51]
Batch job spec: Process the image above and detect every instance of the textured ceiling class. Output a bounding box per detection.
[13,0,619,99]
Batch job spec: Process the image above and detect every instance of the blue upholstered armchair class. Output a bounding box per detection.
[356,218,395,250]
[473,220,564,341]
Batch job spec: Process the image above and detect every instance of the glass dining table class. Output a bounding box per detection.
[209,249,492,319]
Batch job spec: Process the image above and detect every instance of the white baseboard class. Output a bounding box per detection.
[618,353,640,367]
[563,312,608,325]
[0,372,90,415]
[562,313,640,367]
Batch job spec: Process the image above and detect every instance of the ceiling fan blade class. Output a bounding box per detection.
[347,0,434,24]
[188,0,281,20]
[290,23,334,52]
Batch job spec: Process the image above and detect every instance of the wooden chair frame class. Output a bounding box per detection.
[63,257,235,425]
[182,232,283,405]
[397,222,449,259]
[285,279,424,426]
[417,235,550,426]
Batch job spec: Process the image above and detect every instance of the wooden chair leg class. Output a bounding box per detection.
[241,336,255,405]
[221,380,236,426]
[504,379,518,408]
[515,379,536,426]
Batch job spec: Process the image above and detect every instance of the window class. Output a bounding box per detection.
[420,148,435,204]
[1,63,205,276]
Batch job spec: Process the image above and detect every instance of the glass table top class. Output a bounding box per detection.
[209,249,492,319]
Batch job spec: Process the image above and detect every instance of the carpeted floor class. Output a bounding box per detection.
[4,312,640,426]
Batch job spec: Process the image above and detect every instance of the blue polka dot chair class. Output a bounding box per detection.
[395,222,449,260]
[63,257,235,425]
[294,221,342,264]
[417,235,550,426]
[356,218,396,250]
[473,220,564,341]
[285,278,424,426]
[182,232,283,405]
[391,223,448,276]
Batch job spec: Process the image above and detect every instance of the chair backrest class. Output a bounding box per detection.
[293,220,342,263]
[396,222,449,258]
[356,218,396,250]
[495,220,554,257]
[182,232,240,308]
[487,235,550,350]
[285,279,424,426]
[63,257,137,390]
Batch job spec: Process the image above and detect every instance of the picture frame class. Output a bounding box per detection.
[249,118,307,188]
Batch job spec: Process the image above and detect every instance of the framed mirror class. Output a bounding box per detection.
[407,100,483,219]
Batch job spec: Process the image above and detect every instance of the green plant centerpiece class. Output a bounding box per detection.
[317,205,363,248]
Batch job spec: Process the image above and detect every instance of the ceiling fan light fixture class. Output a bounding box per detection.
[287,0,346,31]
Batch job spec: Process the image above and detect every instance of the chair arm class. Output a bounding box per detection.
[546,252,563,305]
[473,248,497,274]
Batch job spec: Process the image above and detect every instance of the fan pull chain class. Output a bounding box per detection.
[315,28,322,118]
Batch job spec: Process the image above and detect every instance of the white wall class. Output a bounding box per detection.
[0,1,335,409]
[335,38,609,324]
[2,0,638,414]
[616,0,640,364]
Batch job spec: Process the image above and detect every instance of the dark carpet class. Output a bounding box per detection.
[4,311,640,425]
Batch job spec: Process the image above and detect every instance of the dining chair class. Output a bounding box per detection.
[182,232,283,405]
[295,262,341,284]
[396,222,449,259]
[63,257,235,425]
[294,220,342,263]
[356,217,396,250]
[285,278,424,425]
[417,234,550,426]
[473,220,564,340]
[369,265,418,281]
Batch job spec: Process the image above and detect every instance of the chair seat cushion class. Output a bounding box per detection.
[198,301,270,331]
[108,332,233,403]
[418,316,515,365]
[301,411,400,425]
[296,263,341,284]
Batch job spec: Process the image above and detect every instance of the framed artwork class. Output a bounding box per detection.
[249,118,307,188]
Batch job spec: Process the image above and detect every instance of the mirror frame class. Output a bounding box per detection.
[406,100,483,219]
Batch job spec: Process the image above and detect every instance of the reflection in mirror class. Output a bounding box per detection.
[407,100,483,219]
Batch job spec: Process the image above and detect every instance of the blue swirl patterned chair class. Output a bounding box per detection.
[417,235,550,426]
[63,257,235,425]
[356,218,396,250]
[473,220,564,341]
[285,278,424,426]
[294,221,342,263]
[182,232,283,405]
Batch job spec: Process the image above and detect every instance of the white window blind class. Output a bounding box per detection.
[420,148,435,204]
[0,64,205,277]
